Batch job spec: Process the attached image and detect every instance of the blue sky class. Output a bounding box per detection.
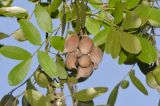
[0,0,160,106]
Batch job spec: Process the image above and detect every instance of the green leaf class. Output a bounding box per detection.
[149,8,160,27]
[35,4,53,33]
[0,32,8,40]
[50,0,62,12]
[56,62,68,79]
[122,12,141,30]
[137,37,157,64]
[50,36,64,52]
[120,32,141,54]
[133,1,151,26]
[87,0,103,9]
[93,27,111,46]
[105,29,121,59]
[129,71,148,95]
[121,80,129,89]
[24,89,43,106]
[152,66,160,85]
[113,2,123,24]
[19,19,42,45]
[1,0,13,6]
[0,46,31,60]
[12,29,27,42]
[8,58,32,86]
[0,6,28,18]
[38,51,58,78]
[125,0,141,10]
[107,84,120,106]
[146,72,159,89]
[118,50,127,64]
[74,87,108,102]
[108,0,116,7]
[86,17,100,36]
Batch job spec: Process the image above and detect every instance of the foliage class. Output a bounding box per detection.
[0,0,160,106]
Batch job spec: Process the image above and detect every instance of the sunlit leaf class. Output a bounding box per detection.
[1,0,13,6]
[12,29,27,42]
[35,4,53,33]
[56,62,68,79]
[105,28,121,59]
[113,2,123,24]
[129,71,148,95]
[38,51,58,78]
[125,0,141,10]
[74,87,108,102]
[152,66,160,85]
[0,6,28,18]
[107,84,120,106]
[93,27,111,46]
[8,58,32,86]
[133,1,151,26]
[87,0,103,9]
[0,46,31,60]
[122,12,141,30]
[118,50,127,64]
[149,8,160,27]
[19,19,42,45]
[137,37,157,64]
[50,36,64,52]
[50,0,62,12]
[86,17,100,36]
[24,89,43,106]
[120,32,141,54]
[0,32,8,40]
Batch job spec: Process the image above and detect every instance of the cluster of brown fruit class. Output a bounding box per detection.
[64,34,103,80]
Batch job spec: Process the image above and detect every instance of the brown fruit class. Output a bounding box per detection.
[79,36,94,54]
[64,34,79,53]
[78,55,91,68]
[77,64,93,79]
[90,47,103,69]
[65,52,77,70]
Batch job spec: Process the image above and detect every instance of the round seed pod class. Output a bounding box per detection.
[77,64,93,79]
[64,34,79,53]
[78,55,91,68]
[34,70,49,88]
[65,52,77,70]
[120,80,129,89]
[79,36,94,54]
[90,47,103,69]
[146,72,159,89]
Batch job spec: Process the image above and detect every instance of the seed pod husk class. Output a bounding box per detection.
[79,36,94,54]
[65,52,77,70]
[90,47,103,69]
[78,55,91,68]
[34,70,49,88]
[64,34,79,53]
[0,95,18,106]
[77,64,93,79]
[146,72,159,89]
